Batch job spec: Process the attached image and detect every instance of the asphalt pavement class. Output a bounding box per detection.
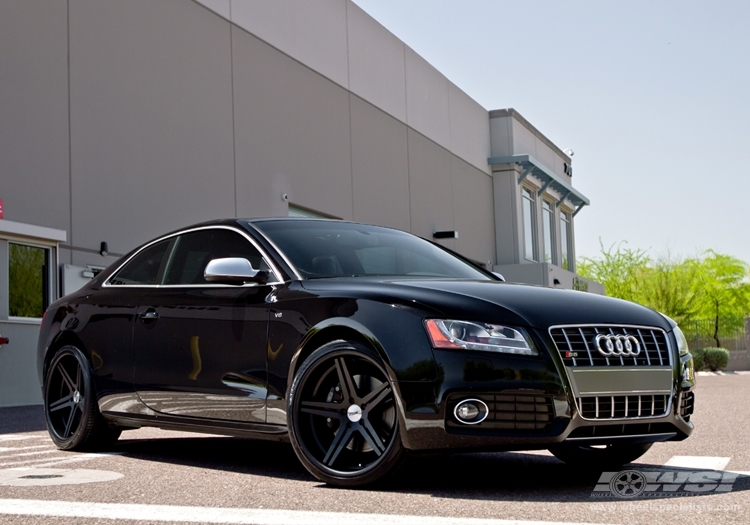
[0,372,748,525]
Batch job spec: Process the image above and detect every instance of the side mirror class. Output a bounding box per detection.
[492,272,505,282]
[204,258,267,285]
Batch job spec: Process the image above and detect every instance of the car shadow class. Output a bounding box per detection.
[114,435,311,481]
[390,452,750,502]
[110,435,750,502]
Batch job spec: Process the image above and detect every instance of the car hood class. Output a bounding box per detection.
[299,278,671,331]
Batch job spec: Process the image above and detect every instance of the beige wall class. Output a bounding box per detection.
[195,0,492,176]
[0,0,496,268]
[0,0,70,233]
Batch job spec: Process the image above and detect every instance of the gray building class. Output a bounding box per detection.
[0,0,600,407]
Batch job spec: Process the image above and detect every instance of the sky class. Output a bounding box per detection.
[352,0,750,264]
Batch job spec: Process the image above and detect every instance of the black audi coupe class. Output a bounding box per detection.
[37,218,695,487]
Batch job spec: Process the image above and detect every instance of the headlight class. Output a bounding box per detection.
[673,325,690,356]
[424,319,537,356]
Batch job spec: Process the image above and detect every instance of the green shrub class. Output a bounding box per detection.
[692,347,729,371]
[691,349,705,371]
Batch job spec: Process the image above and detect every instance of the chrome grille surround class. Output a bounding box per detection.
[577,394,670,420]
[549,324,675,422]
[549,324,672,368]
[678,391,695,421]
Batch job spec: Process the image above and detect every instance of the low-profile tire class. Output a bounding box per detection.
[549,442,653,468]
[43,345,121,451]
[288,341,406,487]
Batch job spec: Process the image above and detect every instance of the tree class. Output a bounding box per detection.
[576,241,651,304]
[641,252,701,325]
[577,243,750,343]
[692,251,750,347]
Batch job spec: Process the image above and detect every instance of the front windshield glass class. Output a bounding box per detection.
[252,220,492,280]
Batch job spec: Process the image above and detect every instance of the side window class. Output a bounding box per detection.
[110,239,171,285]
[164,229,263,285]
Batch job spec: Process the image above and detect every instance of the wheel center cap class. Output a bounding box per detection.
[73,391,81,404]
[347,404,362,422]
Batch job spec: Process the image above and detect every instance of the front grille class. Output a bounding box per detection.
[578,394,669,420]
[446,393,554,432]
[550,325,671,367]
[679,391,695,421]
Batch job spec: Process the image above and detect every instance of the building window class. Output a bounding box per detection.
[288,205,334,219]
[9,242,50,318]
[542,200,555,264]
[561,212,572,271]
[521,188,537,262]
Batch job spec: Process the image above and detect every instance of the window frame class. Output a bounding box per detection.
[104,226,284,289]
[541,199,556,265]
[560,209,574,272]
[1,236,57,322]
[521,186,538,262]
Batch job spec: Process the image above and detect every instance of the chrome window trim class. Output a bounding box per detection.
[103,225,285,288]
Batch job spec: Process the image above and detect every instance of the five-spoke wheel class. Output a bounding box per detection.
[288,341,405,487]
[44,346,120,450]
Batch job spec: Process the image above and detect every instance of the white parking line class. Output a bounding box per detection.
[0,499,615,525]
[663,456,731,471]
[20,452,123,469]
[0,449,59,459]
[0,444,53,453]
[0,451,121,468]
[0,454,78,468]
[0,469,124,487]
[0,435,47,442]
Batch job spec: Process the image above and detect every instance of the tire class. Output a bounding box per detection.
[43,345,121,451]
[549,442,653,468]
[288,341,406,487]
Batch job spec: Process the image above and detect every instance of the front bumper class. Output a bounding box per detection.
[396,343,695,452]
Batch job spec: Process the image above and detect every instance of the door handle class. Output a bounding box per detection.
[139,309,159,323]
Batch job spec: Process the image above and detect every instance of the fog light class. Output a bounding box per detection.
[457,403,479,420]
[453,399,489,425]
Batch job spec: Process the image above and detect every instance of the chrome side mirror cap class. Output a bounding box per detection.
[204,258,266,285]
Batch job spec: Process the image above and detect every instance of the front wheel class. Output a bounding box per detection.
[44,345,121,450]
[549,442,653,468]
[287,341,405,487]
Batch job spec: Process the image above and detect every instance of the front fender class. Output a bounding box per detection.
[288,301,439,388]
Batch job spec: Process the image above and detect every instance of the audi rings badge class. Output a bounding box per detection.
[594,334,641,357]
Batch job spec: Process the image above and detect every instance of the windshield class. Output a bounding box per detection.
[252,220,492,281]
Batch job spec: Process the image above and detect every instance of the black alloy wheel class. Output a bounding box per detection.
[44,346,120,450]
[548,442,653,468]
[288,341,405,487]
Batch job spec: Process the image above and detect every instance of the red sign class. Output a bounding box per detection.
[0,199,3,219]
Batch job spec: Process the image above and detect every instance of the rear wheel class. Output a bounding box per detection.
[44,345,121,450]
[549,442,653,468]
[288,341,405,487]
